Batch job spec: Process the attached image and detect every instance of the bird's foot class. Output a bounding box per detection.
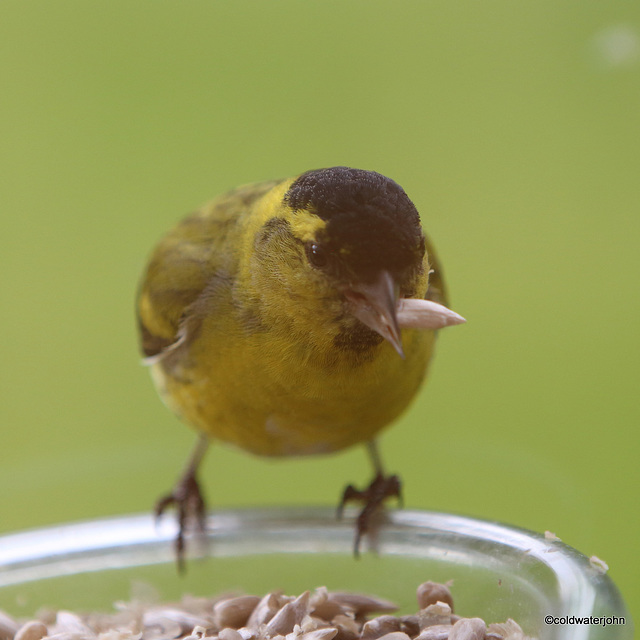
[155,469,207,573]
[337,472,402,557]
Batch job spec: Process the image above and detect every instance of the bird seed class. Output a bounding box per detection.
[0,581,535,640]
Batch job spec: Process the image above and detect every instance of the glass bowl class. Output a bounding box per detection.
[0,507,632,640]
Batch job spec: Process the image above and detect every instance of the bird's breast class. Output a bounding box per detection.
[154,320,435,457]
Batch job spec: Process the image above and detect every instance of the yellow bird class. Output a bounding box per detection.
[136,167,465,564]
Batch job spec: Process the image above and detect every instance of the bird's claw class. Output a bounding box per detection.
[337,472,402,557]
[155,471,207,573]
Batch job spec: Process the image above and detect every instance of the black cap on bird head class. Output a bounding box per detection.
[285,167,427,357]
[285,166,425,285]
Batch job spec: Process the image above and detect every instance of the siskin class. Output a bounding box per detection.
[136,167,465,565]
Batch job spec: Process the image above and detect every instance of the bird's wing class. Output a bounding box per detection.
[423,232,448,307]
[136,180,279,363]
[136,211,226,363]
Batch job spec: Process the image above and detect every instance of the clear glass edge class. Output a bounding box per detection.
[0,506,632,640]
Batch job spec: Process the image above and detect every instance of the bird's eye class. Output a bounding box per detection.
[305,242,328,269]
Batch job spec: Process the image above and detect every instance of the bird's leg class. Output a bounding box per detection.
[337,440,403,557]
[154,435,209,572]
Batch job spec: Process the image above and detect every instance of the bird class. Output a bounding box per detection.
[136,166,465,567]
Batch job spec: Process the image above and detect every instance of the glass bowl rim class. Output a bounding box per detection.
[0,506,632,639]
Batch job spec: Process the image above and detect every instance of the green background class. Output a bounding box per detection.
[1,0,638,625]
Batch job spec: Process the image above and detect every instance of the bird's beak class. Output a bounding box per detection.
[344,271,468,359]
[343,270,405,358]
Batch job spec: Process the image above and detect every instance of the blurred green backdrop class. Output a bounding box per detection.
[1,0,638,624]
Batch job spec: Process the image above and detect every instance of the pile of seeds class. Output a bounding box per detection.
[0,581,534,640]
